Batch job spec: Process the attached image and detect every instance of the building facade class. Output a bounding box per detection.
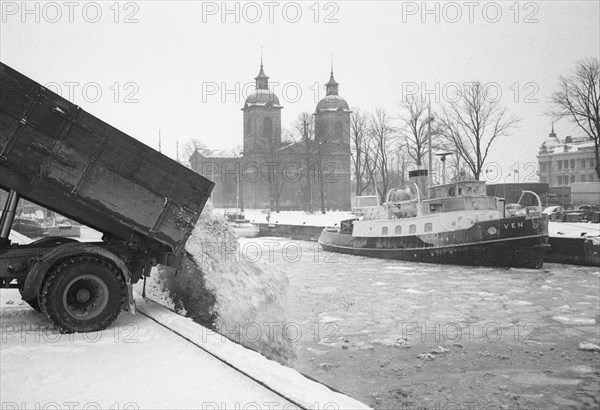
[190,62,352,211]
[537,126,599,187]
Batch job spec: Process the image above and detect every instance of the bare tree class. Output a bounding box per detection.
[286,111,342,214]
[398,96,440,168]
[369,108,397,203]
[350,108,370,196]
[286,112,316,211]
[441,82,520,180]
[183,138,208,161]
[363,136,380,196]
[446,154,472,182]
[551,57,600,180]
[388,141,409,188]
[314,133,327,214]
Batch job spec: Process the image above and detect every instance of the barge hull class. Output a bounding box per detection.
[319,233,548,268]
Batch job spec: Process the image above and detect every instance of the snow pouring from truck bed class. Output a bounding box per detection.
[158,202,296,365]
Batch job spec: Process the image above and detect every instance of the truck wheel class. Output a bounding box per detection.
[40,256,125,333]
[19,289,41,312]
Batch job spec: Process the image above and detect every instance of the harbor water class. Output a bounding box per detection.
[234,236,599,409]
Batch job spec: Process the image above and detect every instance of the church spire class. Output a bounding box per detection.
[325,58,339,96]
[330,54,334,76]
[255,49,269,90]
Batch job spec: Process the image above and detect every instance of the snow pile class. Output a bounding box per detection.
[158,202,296,365]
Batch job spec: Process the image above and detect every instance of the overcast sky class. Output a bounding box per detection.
[2,1,599,182]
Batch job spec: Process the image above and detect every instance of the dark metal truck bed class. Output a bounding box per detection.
[0,62,213,256]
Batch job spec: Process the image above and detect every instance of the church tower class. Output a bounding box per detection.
[314,64,351,146]
[242,59,283,156]
[314,64,352,209]
[242,58,283,208]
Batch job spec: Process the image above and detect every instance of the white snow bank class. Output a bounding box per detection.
[219,208,355,227]
[549,222,600,238]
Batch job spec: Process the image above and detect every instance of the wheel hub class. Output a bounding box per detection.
[76,289,91,303]
[63,274,109,320]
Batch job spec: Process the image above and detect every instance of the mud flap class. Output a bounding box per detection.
[126,280,136,314]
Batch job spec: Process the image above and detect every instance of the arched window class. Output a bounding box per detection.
[409,224,416,234]
[382,226,388,235]
[263,117,273,143]
[424,223,433,232]
[395,226,402,235]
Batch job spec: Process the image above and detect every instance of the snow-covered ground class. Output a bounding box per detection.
[549,221,600,238]
[218,208,355,227]
[7,226,102,244]
[7,230,32,244]
[0,289,369,409]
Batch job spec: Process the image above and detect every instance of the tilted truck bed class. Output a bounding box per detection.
[0,62,214,255]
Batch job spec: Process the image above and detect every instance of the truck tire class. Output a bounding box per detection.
[40,256,126,333]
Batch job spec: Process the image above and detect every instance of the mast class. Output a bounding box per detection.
[428,101,433,185]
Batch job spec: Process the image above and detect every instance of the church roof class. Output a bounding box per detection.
[316,67,351,113]
[244,89,282,109]
[325,71,339,90]
[254,65,269,89]
[244,59,282,110]
[316,94,350,112]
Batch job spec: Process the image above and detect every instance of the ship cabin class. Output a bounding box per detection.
[382,180,504,220]
[423,180,503,216]
[428,180,487,200]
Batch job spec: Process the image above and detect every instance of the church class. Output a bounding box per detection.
[190,61,352,211]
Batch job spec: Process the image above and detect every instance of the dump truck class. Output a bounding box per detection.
[0,62,214,332]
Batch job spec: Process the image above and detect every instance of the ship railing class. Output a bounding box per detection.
[517,190,543,219]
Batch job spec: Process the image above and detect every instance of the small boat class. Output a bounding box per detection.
[319,171,550,269]
[224,211,259,238]
[42,215,81,238]
[11,216,46,238]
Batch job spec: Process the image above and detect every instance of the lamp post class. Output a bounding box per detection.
[566,170,574,208]
[435,152,452,184]
[501,169,520,201]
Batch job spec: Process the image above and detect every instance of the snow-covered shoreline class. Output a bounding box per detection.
[221,208,600,238]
